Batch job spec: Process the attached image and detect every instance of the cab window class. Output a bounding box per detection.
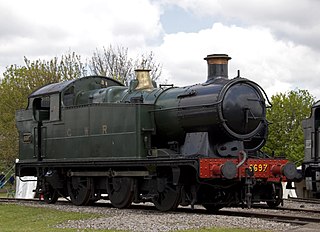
[33,94,60,122]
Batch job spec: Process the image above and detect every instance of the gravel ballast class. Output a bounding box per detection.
[16,201,303,231]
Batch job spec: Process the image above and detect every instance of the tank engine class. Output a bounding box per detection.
[301,101,320,198]
[15,54,299,211]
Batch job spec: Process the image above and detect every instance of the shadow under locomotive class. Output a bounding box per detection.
[15,54,300,212]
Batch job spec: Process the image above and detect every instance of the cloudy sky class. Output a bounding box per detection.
[1,0,320,99]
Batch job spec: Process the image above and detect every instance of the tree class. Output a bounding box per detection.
[0,53,85,168]
[89,45,162,85]
[90,46,133,84]
[134,51,162,82]
[263,89,315,165]
[0,47,162,167]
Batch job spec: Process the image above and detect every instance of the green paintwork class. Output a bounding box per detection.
[17,76,156,161]
[16,109,37,160]
[16,74,266,163]
[42,103,154,159]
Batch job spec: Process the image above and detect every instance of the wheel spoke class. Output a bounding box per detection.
[67,177,92,206]
[153,183,181,212]
[43,182,59,204]
[107,177,134,209]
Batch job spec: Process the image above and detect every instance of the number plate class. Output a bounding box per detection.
[249,163,268,172]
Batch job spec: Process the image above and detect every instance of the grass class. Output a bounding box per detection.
[0,203,118,232]
[0,192,8,198]
[0,192,14,198]
[0,203,263,232]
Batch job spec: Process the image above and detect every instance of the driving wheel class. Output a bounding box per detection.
[43,182,59,204]
[107,177,134,208]
[152,178,181,211]
[67,177,92,206]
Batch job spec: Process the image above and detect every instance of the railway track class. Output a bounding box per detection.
[286,197,320,205]
[252,203,320,214]
[0,197,39,203]
[1,197,319,226]
[216,209,320,225]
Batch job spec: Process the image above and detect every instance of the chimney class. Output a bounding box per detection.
[135,69,154,91]
[204,54,231,82]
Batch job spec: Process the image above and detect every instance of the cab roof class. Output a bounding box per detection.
[28,76,124,98]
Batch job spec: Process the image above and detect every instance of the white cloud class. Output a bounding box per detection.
[0,0,163,68]
[160,0,320,50]
[154,23,320,99]
[1,0,320,101]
